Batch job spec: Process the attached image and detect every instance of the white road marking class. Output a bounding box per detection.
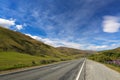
[75,59,86,80]
[51,66,61,70]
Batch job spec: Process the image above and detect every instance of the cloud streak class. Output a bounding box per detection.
[25,34,83,49]
[25,34,120,51]
[16,25,23,30]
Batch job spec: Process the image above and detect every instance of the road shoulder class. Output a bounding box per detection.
[86,59,120,80]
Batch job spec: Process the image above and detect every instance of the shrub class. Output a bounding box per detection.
[32,60,36,65]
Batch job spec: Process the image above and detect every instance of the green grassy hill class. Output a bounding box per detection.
[0,27,64,57]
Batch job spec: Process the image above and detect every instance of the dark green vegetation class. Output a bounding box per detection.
[89,48,120,72]
[0,27,87,71]
[89,48,120,62]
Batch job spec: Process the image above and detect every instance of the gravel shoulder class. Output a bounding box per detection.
[86,59,120,80]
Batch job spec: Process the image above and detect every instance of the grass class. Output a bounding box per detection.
[105,64,120,73]
[0,51,83,71]
[0,52,61,71]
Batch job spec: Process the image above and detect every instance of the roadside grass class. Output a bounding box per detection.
[0,52,82,71]
[105,64,120,73]
[0,52,59,71]
[88,57,120,73]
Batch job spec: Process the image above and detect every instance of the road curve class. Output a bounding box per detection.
[0,58,85,80]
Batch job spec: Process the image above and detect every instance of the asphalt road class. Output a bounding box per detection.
[0,58,85,80]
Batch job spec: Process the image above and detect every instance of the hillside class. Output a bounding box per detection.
[57,47,87,56]
[89,47,120,62]
[100,47,120,60]
[0,27,64,57]
[113,47,120,52]
[89,47,120,72]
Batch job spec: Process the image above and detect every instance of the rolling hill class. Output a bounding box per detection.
[0,26,64,57]
[89,47,120,62]
[113,47,120,52]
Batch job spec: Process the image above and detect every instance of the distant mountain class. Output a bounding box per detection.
[0,27,64,57]
[56,47,88,56]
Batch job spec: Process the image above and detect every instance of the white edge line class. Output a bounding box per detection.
[75,58,86,80]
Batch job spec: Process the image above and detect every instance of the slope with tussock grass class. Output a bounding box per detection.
[0,27,64,57]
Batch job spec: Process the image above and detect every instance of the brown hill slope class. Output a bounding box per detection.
[56,47,87,56]
[0,27,64,57]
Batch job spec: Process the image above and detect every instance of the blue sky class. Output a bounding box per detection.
[0,0,120,50]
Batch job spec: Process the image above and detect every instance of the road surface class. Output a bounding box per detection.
[86,60,120,80]
[0,58,85,80]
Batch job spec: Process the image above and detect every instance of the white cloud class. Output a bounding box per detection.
[103,16,120,33]
[86,45,108,50]
[16,25,23,30]
[0,18,24,30]
[0,18,15,28]
[86,43,120,51]
[94,37,120,43]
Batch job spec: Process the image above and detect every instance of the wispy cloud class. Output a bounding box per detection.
[25,34,84,49]
[102,16,120,33]
[25,34,120,51]
[85,44,120,51]
[16,25,23,30]
[94,37,120,43]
